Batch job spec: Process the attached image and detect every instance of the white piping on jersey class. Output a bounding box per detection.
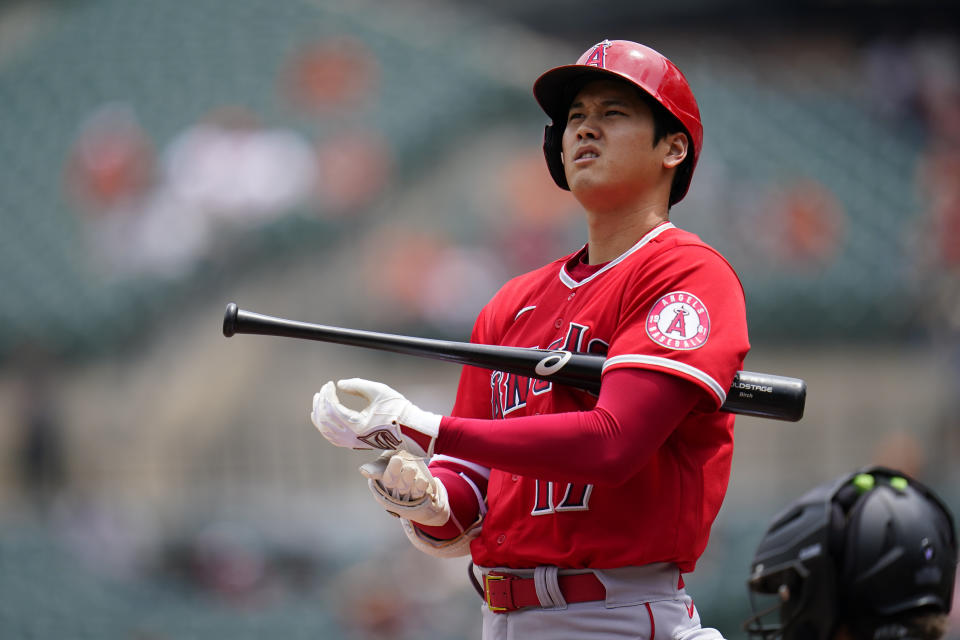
[459,472,488,517]
[431,454,492,479]
[514,305,537,321]
[559,222,676,289]
[602,354,727,403]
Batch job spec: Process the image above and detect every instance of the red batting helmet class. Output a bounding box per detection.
[533,39,703,206]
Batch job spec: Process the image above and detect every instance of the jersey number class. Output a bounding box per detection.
[531,479,593,515]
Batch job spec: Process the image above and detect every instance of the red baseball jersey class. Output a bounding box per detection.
[447,222,749,571]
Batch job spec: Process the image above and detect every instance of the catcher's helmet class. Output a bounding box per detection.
[533,39,702,206]
[744,466,957,640]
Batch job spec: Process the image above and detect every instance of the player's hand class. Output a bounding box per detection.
[310,378,441,457]
[359,450,450,527]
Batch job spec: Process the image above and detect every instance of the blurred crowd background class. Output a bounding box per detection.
[1,0,958,637]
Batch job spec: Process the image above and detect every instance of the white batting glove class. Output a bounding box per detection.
[310,378,441,457]
[359,450,452,527]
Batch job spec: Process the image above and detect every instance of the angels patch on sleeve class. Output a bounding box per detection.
[646,291,710,350]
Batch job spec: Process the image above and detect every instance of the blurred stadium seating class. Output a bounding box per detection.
[0,0,529,360]
[0,0,945,360]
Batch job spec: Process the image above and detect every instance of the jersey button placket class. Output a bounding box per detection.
[496,534,506,544]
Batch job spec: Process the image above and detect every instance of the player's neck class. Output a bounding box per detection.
[584,203,670,264]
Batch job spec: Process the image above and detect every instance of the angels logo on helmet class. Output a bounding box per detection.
[582,40,612,68]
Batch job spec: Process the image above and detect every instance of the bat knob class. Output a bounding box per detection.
[223,303,239,337]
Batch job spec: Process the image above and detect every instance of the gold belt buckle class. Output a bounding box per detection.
[484,573,509,612]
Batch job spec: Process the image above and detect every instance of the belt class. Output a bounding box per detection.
[483,570,607,613]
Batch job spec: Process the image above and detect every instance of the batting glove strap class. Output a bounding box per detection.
[367,477,453,528]
[359,450,452,527]
[395,404,441,458]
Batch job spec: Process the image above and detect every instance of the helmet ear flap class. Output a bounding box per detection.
[542,123,569,190]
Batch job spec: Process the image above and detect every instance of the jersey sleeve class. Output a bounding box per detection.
[603,243,749,411]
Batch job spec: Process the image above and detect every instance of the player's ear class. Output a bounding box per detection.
[662,132,688,170]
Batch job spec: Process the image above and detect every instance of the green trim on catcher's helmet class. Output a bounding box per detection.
[533,39,703,206]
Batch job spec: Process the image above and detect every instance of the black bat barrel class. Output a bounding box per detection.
[722,371,806,421]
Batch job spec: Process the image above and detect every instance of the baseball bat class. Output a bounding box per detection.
[222,303,805,422]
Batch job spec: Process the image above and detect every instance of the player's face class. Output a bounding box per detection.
[561,79,684,208]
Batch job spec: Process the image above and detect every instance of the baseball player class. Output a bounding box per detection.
[311,39,750,639]
[744,466,957,640]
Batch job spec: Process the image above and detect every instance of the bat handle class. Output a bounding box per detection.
[223,302,239,337]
